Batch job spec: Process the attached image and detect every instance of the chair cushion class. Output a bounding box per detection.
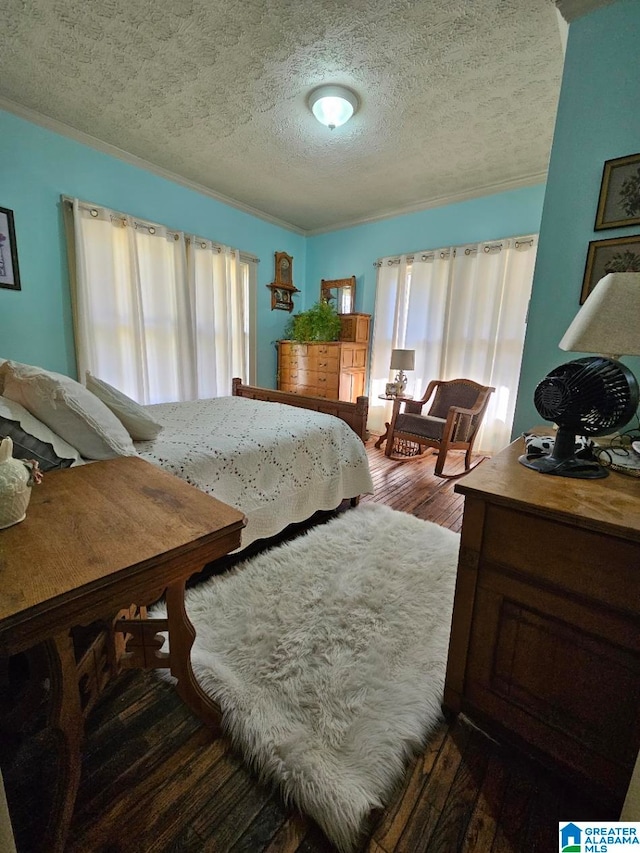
[395,413,447,441]
[429,383,481,419]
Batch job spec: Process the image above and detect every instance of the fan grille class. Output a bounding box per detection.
[533,357,638,435]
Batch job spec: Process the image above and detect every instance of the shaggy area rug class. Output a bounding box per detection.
[157,503,460,852]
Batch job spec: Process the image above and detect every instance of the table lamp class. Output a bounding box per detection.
[559,272,640,359]
[390,349,415,395]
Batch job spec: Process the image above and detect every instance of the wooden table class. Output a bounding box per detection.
[0,457,245,852]
[373,394,413,449]
[443,434,640,807]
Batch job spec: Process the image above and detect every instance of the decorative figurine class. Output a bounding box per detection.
[0,436,42,529]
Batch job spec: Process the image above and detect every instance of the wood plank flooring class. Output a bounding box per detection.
[2,442,616,852]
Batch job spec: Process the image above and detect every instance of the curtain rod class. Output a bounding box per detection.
[374,235,536,267]
[61,195,260,263]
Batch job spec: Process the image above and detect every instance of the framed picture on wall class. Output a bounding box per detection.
[594,153,640,230]
[0,206,21,291]
[581,234,640,303]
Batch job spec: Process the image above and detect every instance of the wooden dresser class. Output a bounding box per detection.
[277,313,370,403]
[444,435,640,807]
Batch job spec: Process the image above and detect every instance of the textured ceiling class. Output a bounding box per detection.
[0,0,568,233]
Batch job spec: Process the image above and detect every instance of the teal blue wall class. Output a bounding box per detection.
[0,104,545,393]
[0,110,305,387]
[1,106,549,401]
[513,0,640,436]
[306,186,546,318]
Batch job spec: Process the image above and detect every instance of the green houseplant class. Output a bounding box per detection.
[284,300,342,342]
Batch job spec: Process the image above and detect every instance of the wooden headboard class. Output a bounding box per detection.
[232,378,369,442]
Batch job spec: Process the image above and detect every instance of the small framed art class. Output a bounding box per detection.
[581,234,640,303]
[0,206,21,291]
[594,153,640,230]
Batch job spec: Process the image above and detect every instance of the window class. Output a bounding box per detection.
[66,198,256,403]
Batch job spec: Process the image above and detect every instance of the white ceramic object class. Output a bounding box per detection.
[0,437,32,529]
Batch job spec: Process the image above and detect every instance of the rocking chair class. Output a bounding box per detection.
[384,378,495,478]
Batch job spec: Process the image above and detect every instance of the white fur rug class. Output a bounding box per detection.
[158,503,460,852]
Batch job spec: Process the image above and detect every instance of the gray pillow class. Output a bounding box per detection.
[0,396,83,468]
[0,415,75,471]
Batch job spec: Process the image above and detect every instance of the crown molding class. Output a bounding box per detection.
[0,96,548,239]
[305,172,548,236]
[0,96,305,236]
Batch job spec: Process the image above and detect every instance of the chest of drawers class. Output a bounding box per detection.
[277,313,370,403]
[444,435,640,807]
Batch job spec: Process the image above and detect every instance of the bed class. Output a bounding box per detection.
[134,381,373,548]
[0,363,374,550]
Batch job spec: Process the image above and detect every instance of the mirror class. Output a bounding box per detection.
[320,276,356,314]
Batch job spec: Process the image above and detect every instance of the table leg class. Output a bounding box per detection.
[374,422,390,449]
[41,631,84,853]
[164,581,223,735]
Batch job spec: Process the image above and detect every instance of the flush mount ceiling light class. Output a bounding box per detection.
[308,85,359,130]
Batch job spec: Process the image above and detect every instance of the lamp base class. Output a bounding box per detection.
[394,371,407,395]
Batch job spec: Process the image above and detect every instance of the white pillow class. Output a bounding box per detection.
[0,396,83,468]
[85,373,163,441]
[1,361,137,460]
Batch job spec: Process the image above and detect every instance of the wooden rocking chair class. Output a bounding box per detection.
[384,378,495,478]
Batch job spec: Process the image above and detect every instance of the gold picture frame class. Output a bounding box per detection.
[594,152,640,230]
[581,234,640,303]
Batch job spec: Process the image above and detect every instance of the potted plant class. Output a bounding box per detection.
[284,300,342,342]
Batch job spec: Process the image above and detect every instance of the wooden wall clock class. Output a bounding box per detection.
[267,251,300,312]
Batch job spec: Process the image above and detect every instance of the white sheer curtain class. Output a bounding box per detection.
[69,198,253,404]
[368,259,403,435]
[189,238,248,399]
[369,236,537,453]
[368,252,450,435]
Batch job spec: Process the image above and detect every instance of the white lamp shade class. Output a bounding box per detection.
[390,349,415,371]
[559,272,640,358]
[308,85,359,129]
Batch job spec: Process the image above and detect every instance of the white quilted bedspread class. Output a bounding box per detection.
[135,396,374,548]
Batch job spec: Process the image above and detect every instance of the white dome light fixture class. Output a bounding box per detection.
[308,85,359,130]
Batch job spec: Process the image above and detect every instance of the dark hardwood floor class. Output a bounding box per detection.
[3,442,616,852]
